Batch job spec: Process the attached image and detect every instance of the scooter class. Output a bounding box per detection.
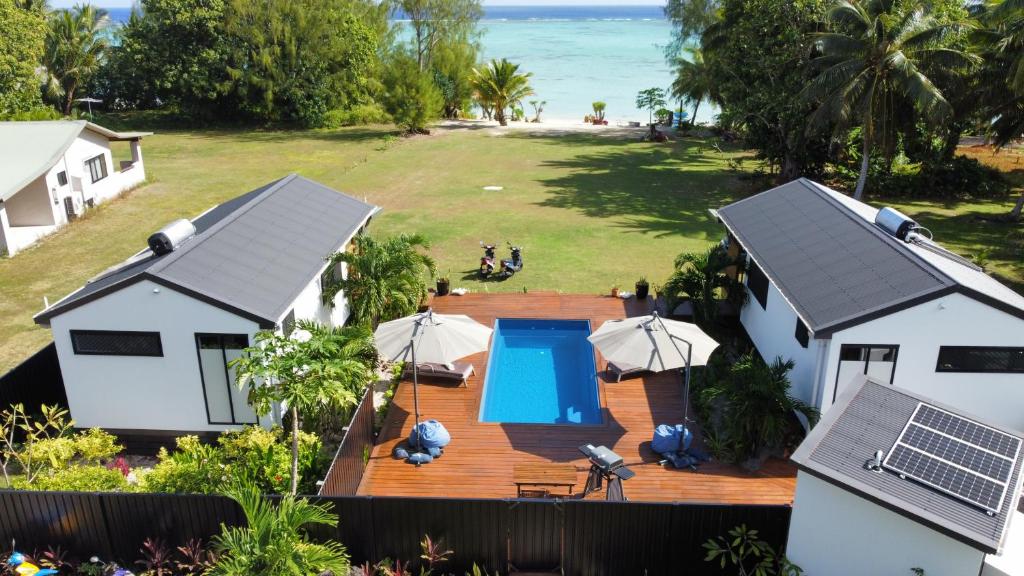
[479,241,497,277]
[500,244,524,278]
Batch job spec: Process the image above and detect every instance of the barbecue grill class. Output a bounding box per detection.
[579,444,635,500]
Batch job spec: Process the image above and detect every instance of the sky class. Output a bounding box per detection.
[52,0,666,7]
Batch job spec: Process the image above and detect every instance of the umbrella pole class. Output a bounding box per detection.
[411,339,423,454]
[682,341,692,424]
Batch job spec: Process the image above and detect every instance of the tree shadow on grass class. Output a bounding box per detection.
[513,133,755,238]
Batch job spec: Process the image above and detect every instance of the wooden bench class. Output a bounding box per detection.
[513,463,578,498]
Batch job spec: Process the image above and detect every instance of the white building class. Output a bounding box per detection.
[34,174,379,437]
[716,178,1024,431]
[0,120,151,256]
[786,376,1024,576]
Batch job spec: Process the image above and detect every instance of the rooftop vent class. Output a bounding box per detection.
[875,207,918,241]
[148,219,196,256]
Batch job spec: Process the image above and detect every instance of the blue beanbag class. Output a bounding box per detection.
[652,424,692,454]
[410,419,451,449]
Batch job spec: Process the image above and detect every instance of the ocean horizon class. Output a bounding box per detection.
[103,5,710,123]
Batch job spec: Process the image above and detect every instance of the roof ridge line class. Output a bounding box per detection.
[147,174,299,274]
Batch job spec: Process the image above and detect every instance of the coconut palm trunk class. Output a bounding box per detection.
[290,405,299,495]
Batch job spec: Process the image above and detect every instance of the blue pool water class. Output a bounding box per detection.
[480,319,601,425]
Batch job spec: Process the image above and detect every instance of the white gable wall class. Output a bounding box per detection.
[824,293,1024,431]
[740,276,823,406]
[787,472,985,576]
[50,279,268,432]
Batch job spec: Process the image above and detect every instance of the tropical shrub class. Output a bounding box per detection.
[322,102,391,128]
[323,233,436,327]
[382,50,443,134]
[207,484,349,576]
[30,465,129,492]
[704,524,802,575]
[700,354,817,465]
[140,427,322,495]
[662,244,746,332]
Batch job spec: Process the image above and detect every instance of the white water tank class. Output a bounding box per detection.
[148,219,196,255]
[874,207,917,241]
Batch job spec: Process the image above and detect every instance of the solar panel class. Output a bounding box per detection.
[884,403,1022,515]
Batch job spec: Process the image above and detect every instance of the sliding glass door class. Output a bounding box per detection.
[196,334,258,425]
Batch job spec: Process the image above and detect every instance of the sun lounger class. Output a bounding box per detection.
[404,362,474,386]
[606,361,649,382]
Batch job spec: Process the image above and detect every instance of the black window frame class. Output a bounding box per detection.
[56,171,68,186]
[935,346,1024,374]
[795,318,810,348]
[746,257,769,310]
[194,333,258,426]
[832,344,899,404]
[85,154,108,183]
[282,309,296,337]
[70,329,163,357]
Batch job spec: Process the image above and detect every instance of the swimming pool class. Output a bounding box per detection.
[479,318,602,425]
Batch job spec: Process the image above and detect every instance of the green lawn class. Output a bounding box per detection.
[1,124,1021,373]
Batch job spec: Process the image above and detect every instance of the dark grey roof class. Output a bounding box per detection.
[792,376,1024,553]
[717,178,1024,335]
[35,175,378,327]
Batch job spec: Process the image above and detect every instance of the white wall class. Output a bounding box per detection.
[824,293,1024,431]
[51,279,270,432]
[283,268,349,329]
[740,275,822,405]
[787,472,985,576]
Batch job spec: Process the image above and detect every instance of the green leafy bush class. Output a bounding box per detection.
[30,465,129,492]
[322,103,391,128]
[26,428,123,472]
[835,154,1009,200]
[140,426,323,495]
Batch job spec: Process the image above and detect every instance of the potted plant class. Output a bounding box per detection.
[635,277,650,300]
[610,285,620,298]
[436,271,450,296]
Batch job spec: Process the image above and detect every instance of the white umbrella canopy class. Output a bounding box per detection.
[373,310,493,364]
[588,312,719,372]
[373,309,493,460]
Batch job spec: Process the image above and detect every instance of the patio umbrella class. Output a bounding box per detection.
[588,311,719,421]
[373,309,493,461]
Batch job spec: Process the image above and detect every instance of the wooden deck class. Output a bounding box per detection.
[357,293,796,504]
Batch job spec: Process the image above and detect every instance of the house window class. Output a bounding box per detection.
[936,347,1024,373]
[320,261,343,292]
[85,154,108,183]
[282,309,296,337]
[70,330,163,356]
[795,318,809,348]
[746,258,769,310]
[195,333,258,425]
[833,344,899,403]
[57,171,68,186]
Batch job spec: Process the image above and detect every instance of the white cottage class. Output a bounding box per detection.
[0,120,151,256]
[715,178,1024,431]
[786,376,1024,576]
[34,174,379,437]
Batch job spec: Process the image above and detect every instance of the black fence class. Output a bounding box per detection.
[0,489,791,575]
[0,343,68,413]
[319,386,376,496]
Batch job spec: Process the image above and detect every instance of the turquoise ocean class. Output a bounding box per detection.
[108,5,706,124]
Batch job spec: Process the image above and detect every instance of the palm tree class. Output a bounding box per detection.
[471,58,534,126]
[662,244,745,331]
[801,0,976,199]
[43,4,109,116]
[208,483,349,575]
[671,46,717,127]
[231,320,374,494]
[323,233,436,328]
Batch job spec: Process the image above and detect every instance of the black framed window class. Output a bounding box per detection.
[746,258,769,310]
[833,344,899,403]
[936,347,1024,373]
[195,333,258,425]
[85,154,107,183]
[70,330,163,356]
[282,309,296,337]
[56,171,68,186]
[320,261,343,292]
[795,318,809,348]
